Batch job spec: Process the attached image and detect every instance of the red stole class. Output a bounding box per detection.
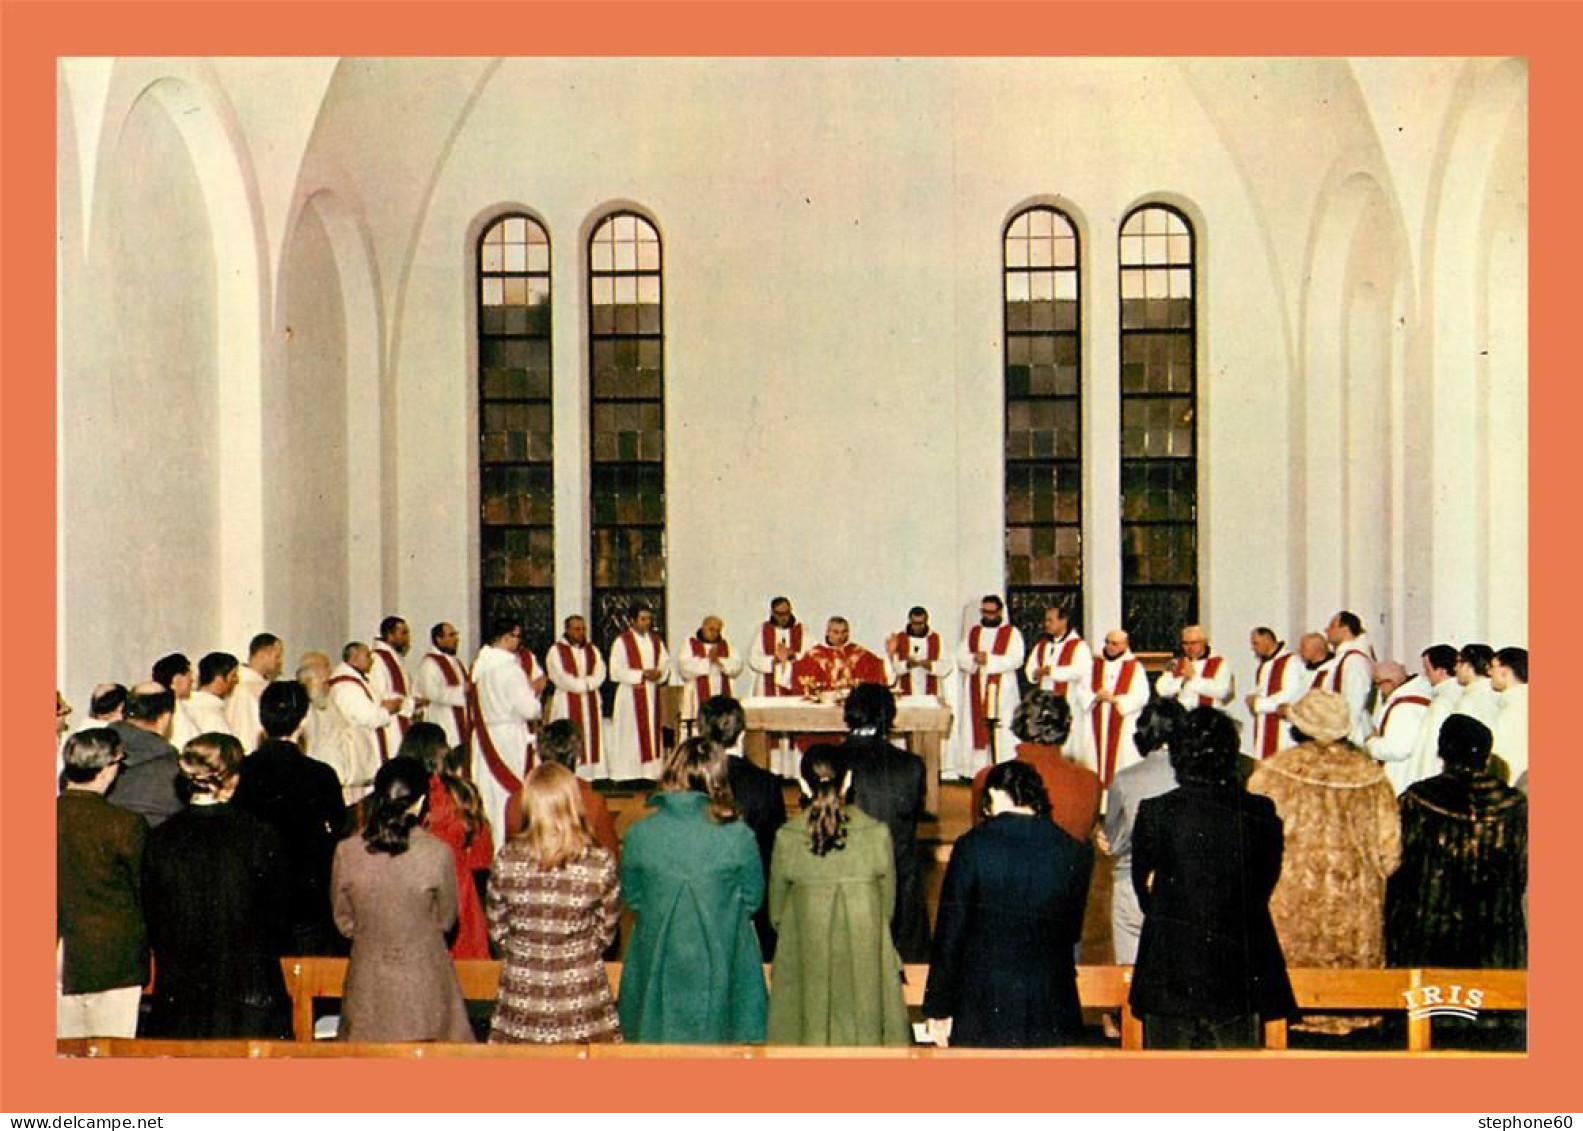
[897,631,942,696]
[1196,655,1225,708]
[1089,657,1139,787]
[427,651,472,750]
[467,682,522,794]
[688,637,730,710]
[1254,652,1294,758]
[1038,634,1083,697]
[621,632,662,764]
[1330,647,1371,694]
[967,624,1014,751]
[555,641,603,764]
[1377,693,1431,737]
[372,646,411,743]
[760,622,805,696]
[1310,666,1330,691]
[329,673,390,764]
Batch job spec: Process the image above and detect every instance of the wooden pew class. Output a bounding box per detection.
[87,960,1520,1056]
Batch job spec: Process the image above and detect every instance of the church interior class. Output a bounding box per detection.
[51,55,1529,1058]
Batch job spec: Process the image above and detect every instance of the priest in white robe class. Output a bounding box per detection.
[546,614,607,779]
[300,651,376,803]
[226,632,283,752]
[888,606,954,697]
[415,622,471,751]
[1245,627,1300,758]
[152,653,202,751]
[608,604,672,781]
[188,652,239,737]
[1154,624,1234,712]
[368,616,417,762]
[1405,644,1465,789]
[1364,661,1432,795]
[676,615,744,729]
[1071,628,1151,787]
[1021,605,1090,701]
[1451,643,1501,729]
[470,619,543,845]
[327,643,400,805]
[951,594,1025,777]
[1490,646,1528,783]
[1323,611,1376,746]
[747,596,810,777]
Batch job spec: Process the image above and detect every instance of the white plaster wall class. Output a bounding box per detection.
[267,198,352,656]
[391,58,1294,700]
[63,90,222,705]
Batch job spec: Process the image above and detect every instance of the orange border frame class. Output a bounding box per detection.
[3,0,1577,1113]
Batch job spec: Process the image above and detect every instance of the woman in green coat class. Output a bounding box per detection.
[617,738,768,1043]
[766,745,909,1046]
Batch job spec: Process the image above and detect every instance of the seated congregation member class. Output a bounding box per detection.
[332,758,472,1042]
[923,760,1092,1048]
[230,681,348,955]
[487,763,622,1045]
[767,746,908,1047]
[504,720,621,859]
[699,695,786,959]
[107,683,184,828]
[969,689,1099,843]
[1386,715,1527,969]
[1247,689,1401,1035]
[839,682,930,963]
[618,738,767,1044]
[142,733,293,1039]
[397,722,493,960]
[57,729,148,1039]
[1103,698,1185,965]
[1128,708,1295,1049]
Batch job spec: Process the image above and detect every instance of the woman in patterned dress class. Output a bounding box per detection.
[486,762,622,1043]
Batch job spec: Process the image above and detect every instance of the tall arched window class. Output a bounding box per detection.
[588,212,666,653]
[478,213,554,656]
[1003,206,1083,646]
[1118,204,1197,653]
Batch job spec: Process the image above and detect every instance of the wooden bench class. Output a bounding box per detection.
[67,960,1518,1056]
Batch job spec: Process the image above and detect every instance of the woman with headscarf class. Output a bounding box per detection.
[332,757,473,1041]
[141,732,293,1039]
[1248,688,1401,1034]
[766,745,908,1046]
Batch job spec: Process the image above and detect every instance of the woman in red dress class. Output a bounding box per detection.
[398,722,494,958]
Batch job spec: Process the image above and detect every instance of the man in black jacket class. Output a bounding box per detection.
[699,695,787,959]
[231,680,348,954]
[108,683,183,828]
[57,728,149,1038]
[839,682,931,962]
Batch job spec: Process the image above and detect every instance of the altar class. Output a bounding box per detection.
[740,695,955,815]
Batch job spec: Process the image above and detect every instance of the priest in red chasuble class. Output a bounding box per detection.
[792,617,889,697]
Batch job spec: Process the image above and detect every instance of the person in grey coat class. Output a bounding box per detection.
[1103,698,1185,964]
[108,683,184,827]
[332,757,473,1042]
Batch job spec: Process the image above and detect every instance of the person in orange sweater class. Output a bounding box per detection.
[969,689,1099,844]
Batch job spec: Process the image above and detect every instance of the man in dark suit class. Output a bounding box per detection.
[839,682,931,962]
[57,728,149,1038]
[107,683,183,828]
[231,680,349,954]
[700,695,787,959]
[1128,707,1296,1048]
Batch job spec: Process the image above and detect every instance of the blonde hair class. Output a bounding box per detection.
[178,732,244,800]
[518,762,593,870]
